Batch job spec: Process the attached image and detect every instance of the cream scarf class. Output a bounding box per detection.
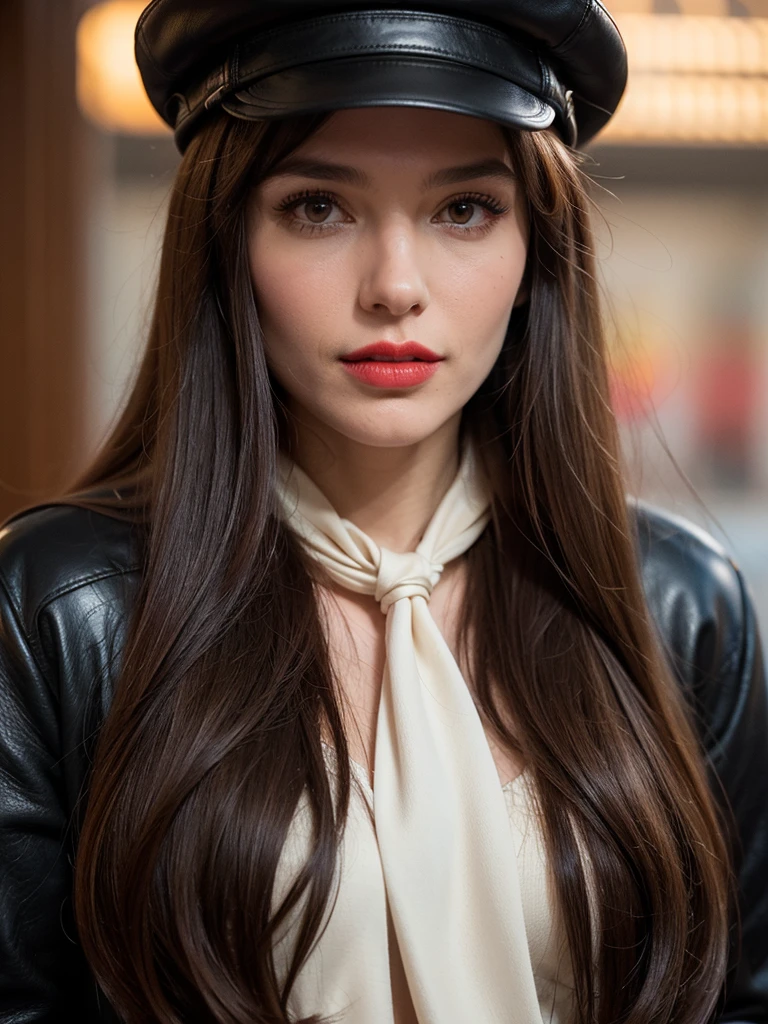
[276,443,544,1024]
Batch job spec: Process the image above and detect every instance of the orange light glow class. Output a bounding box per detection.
[604,73,768,144]
[76,1,167,135]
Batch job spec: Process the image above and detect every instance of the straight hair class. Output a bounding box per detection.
[69,111,732,1023]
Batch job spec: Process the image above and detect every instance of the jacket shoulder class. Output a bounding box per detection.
[633,498,745,631]
[632,498,760,760]
[631,509,768,1017]
[0,502,141,624]
[0,503,142,704]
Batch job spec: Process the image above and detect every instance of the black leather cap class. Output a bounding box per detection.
[135,1,628,153]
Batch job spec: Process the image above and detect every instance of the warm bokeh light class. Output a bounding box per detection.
[75,1,768,144]
[603,73,768,143]
[618,12,768,75]
[601,13,768,143]
[77,0,167,135]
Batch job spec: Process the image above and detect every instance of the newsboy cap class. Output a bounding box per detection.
[135,1,628,153]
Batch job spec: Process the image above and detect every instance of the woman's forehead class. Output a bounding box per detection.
[277,107,514,178]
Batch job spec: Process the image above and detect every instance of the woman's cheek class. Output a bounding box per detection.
[252,238,351,340]
[436,251,522,359]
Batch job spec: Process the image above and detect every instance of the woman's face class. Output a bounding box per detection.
[247,107,529,450]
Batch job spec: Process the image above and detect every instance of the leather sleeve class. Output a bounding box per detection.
[0,505,133,1024]
[0,576,85,1019]
[636,503,768,1023]
[715,565,768,1024]
[0,574,108,1022]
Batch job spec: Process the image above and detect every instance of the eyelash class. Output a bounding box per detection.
[273,189,511,236]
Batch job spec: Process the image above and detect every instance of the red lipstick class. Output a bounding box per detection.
[340,341,443,389]
[343,341,442,362]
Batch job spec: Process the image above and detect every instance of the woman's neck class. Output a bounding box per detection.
[284,413,462,553]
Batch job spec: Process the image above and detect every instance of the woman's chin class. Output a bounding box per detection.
[327,424,454,451]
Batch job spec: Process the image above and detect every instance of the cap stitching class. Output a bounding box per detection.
[231,43,240,87]
[135,0,168,78]
[249,55,538,82]
[236,38,541,92]
[556,0,594,55]
[242,9,515,49]
[244,45,538,86]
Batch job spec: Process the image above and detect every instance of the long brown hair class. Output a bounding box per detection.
[70,111,732,1023]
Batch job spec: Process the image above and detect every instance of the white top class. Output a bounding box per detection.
[271,743,576,1024]
[276,445,569,1023]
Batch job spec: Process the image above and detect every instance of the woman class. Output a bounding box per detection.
[0,1,766,1022]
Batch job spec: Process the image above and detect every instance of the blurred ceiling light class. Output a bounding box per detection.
[604,74,768,142]
[76,1,768,144]
[77,1,166,135]
[603,15,768,142]
[609,0,768,12]
[618,13,768,75]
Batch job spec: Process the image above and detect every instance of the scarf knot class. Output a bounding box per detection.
[275,443,545,1024]
[374,548,443,613]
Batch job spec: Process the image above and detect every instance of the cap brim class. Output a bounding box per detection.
[221,57,555,133]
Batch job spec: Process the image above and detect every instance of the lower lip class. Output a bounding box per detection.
[341,360,441,388]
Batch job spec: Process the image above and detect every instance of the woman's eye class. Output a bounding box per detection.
[297,198,338,224]
[434,196,509,231]
[275,192,350,230]
[444,201,478,225]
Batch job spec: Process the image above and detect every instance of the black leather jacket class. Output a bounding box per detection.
[0,497,766,1022]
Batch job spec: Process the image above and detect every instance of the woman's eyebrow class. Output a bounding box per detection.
[264,159,372,187]
[263,157,516,189]
[423,159,517,189]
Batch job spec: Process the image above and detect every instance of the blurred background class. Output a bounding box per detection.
[1,0,768,632]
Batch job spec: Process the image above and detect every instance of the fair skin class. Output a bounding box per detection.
[248,106,529,552]
[248,106,530,1023]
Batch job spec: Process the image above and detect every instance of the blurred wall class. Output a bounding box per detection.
[0,0,92,522]
[592,146,768,626]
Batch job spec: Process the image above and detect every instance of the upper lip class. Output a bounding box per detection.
[341,341,443,362]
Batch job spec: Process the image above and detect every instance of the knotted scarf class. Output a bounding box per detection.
[276,442,544,1024]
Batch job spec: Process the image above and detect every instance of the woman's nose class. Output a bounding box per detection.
[357,223,430,317]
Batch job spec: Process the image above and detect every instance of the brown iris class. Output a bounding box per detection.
[448,201,474,224]
[304,199,333,223]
